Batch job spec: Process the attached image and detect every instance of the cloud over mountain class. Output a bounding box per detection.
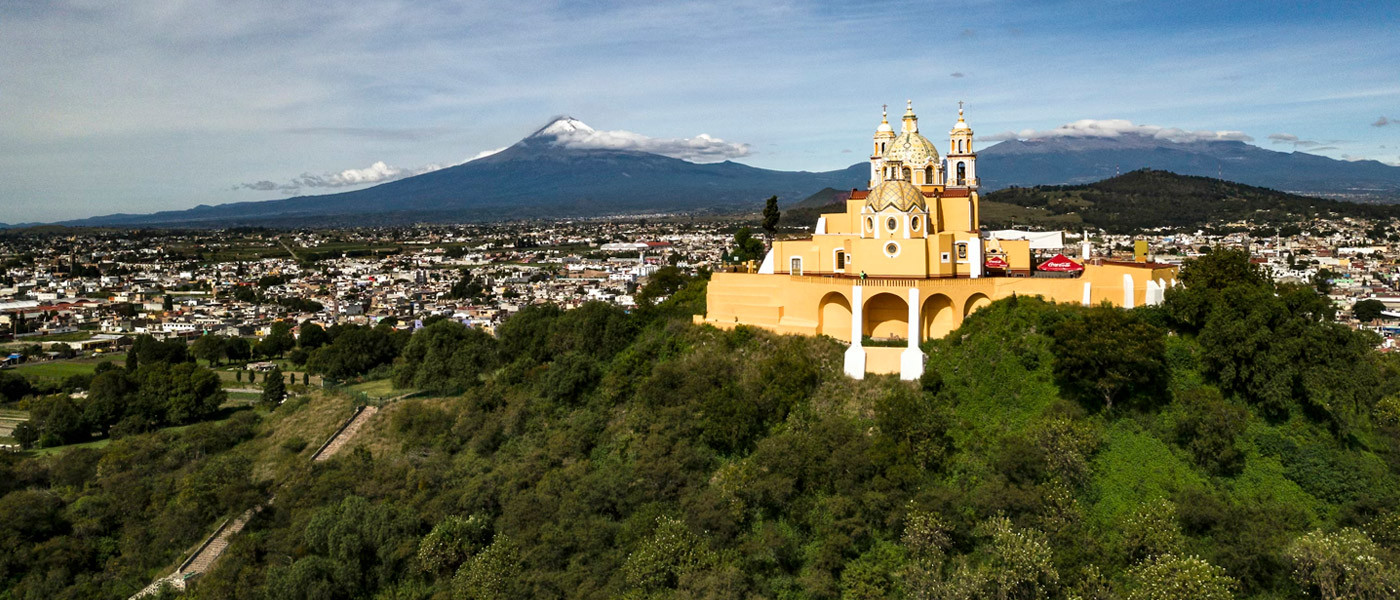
[235,160,452,193]
[981,119,1254,143]
[532,117,750,162]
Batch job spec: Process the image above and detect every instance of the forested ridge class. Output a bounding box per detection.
[984,169,1400,232]
[4,252,1400,599]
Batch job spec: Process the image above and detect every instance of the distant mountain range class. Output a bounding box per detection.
[50,117,1400,227]
[981,169,1400,233]
[979,133,1400,200]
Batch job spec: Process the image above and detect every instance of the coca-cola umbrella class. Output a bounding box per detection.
[1037,253,1084,272]
[984,255,1009,269]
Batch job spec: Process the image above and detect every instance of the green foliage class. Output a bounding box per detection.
[1172,387,1248,476]
[1167,249,1379,432]
[392,320,498,393]
[1125,554,1237,600]
[762,195,781,238]
[729,226,766,263]
[262,366,287,406]
[417,514,492,576]
[307,324,406,380]
[1051,305,1168,412]
[446,268,484,300]
[1121,498,1186,562]
[453,536,525,600]
[1355,298,1388,323]
[191,333,227,365]
[1285,527,1400,600]
[0,414,259,599]
[13,266,1400,600]
[298,321,331,350]
[257,321,296,358]
[636,266,687,306]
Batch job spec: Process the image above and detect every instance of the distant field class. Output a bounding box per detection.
[29,437,112,456]
[0,409,28,438]
[27,406,257,456]
[345,379,397,398]
[226,391,261,404]
[217,366,320,388]
[10,331,96,343]
[13,354,125,381]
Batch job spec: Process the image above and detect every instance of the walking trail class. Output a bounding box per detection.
[129,400,387,598]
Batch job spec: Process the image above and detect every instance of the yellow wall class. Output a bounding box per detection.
[701,262,1177,344]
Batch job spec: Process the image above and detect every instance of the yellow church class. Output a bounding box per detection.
[698,101,1178,380]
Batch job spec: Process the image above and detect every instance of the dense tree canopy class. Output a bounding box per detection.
[4,260,1400,600]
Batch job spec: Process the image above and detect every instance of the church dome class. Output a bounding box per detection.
[883,131,939,165]
[865,179,926,212]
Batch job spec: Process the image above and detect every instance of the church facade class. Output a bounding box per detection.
[698,101,1178,380]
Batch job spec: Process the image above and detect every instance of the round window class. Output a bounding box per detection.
[886,217,898,231]
[884,242,900,257]
[911,216,921,231]
[865,217,874,230]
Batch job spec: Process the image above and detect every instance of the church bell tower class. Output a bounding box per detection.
[870,105,896,188]
[948,102,977,188]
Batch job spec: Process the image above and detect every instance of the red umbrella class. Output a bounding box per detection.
[1037,253,1084,272]
[985,255,1008,269]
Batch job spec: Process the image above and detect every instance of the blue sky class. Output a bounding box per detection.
[1,0,1396,222]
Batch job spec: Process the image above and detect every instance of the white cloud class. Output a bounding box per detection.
[541,119,750,162]
[235,160,447,193]
[981,119,1254,143]
[470,147,507,160]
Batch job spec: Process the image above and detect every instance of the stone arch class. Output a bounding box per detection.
[818,291,852,340]
[963,292,991,318]
[922,293,957,340]
[864,292,908,340]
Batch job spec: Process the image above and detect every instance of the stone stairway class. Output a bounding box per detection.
[181,506,258,574]
[313,405,378,461]
[130,401,383,599]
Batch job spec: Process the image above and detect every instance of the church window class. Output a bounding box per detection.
[865,217,874,231]
[924,166,933,183]
[835,250,846,270]
[957,243,968,259]
[902,167,911,180]
[790,257,803,275]
[911,216,921,231]
[958,139,964,153]
[884,242,900,257]
[886,217,898,231]
[881,142,886,153]
[957,162,966,185]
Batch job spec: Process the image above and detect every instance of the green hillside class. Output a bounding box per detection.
[983,169,1400,232]
[3,253,1400,599]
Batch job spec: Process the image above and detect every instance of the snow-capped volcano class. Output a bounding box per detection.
[528,116,596,139]
[516,116,748,163]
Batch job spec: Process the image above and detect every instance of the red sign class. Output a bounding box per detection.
[1037,253,1084,272]
[985,255,1008,269]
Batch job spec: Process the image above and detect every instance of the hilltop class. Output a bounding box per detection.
[5,254,1400,599]
[982,169,1400,232]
